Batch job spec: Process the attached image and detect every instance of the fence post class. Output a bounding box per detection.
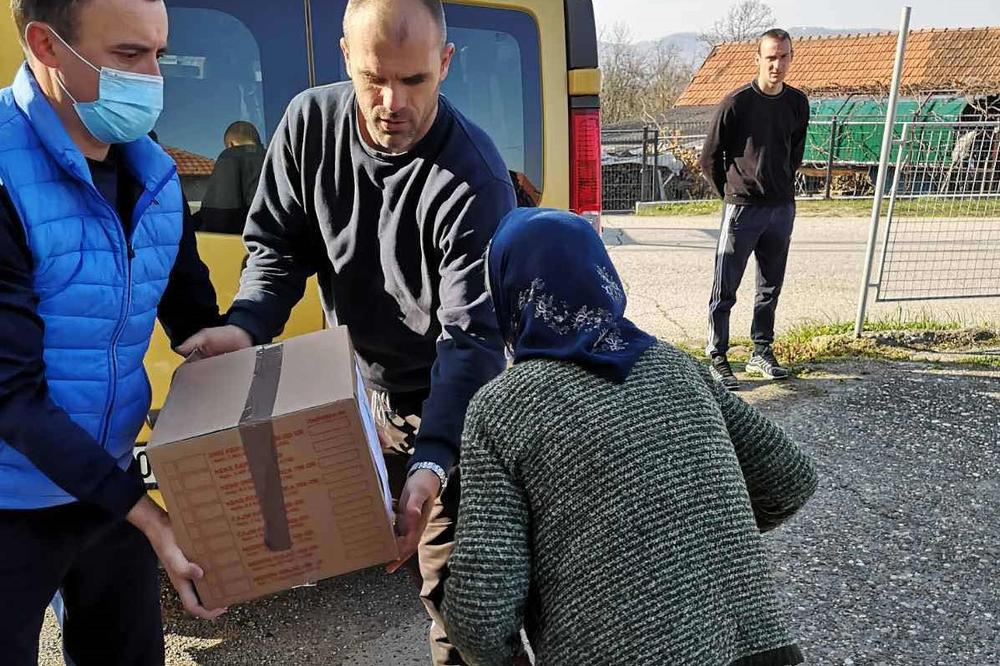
[854,6,910,338]
[824,119,839,200]
[640,126,649,203]
[652,129,660,201]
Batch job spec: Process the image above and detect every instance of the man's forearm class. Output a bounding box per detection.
[409,332,505,472]
[0,387,146,516]
[228,239,314,344]
[712,163,728,199]
[699,150,727,199]
[159,202,223,347]
[225,305,278,346]
[701,101,730,200]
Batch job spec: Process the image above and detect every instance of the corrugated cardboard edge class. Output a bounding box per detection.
[345,337,395,524]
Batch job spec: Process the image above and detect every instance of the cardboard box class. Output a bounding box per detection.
[148,327,397,609]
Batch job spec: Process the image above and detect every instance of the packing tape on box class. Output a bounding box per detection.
[239,344,293,552]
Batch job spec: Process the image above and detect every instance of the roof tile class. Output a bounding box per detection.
[163,146,215,177]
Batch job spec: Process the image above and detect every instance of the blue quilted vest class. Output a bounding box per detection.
[0,64,182,509]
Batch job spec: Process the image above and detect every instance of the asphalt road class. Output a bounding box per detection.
[38,356,999,665]
[604,214,1000,345]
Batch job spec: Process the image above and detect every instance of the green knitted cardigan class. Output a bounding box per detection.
[441,342,818,666]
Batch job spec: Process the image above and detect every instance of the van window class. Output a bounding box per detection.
[153,2,311,225]
[311,2,543,197]
[443,5,543,195]
[157,1,543,216]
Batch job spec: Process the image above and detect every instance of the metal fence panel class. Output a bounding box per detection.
[602,127,711,212]
[607,119,1000,209]
[876,121,1000,301]
[602,128,658,212]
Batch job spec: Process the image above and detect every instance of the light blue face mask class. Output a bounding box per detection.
[48,28,164,144]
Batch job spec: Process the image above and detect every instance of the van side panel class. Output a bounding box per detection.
[0,16,23,85]
[568,69,601,96]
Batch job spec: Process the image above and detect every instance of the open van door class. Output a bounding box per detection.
[136,1,326,494]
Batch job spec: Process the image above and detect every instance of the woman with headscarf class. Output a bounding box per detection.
[440,208,818,666]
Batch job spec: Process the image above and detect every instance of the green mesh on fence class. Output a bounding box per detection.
[805,97,968,165]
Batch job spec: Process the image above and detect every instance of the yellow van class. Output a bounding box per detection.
[0,0,601,496]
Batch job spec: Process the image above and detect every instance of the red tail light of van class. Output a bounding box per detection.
[569,107,602,232]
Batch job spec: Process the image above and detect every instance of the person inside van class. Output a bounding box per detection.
[441,208,819,666]
[177,0,515,662]
[0,0,227,664]
[196,120,266,234]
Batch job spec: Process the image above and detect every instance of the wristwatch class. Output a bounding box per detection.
[408,461,449,496]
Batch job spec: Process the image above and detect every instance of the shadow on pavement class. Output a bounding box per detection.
[163,567,429,665]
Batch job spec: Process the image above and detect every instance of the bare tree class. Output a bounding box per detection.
[599,23,693,126]
[700,0,776,47]
[644,43,692,119]
[600,24,648,126]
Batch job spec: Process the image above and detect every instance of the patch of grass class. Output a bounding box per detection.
[635,197,999,219]
[635,200,723,217]
[863,313,965,333]
[784,310,964,344]
[634,200,723,217]
[675,312,994,370]
[940,354,1000,370]
[674,340,708,359]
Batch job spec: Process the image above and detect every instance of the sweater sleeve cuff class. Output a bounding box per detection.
[85,461,147,519]
[408,441,457,476]
[225,307,270,346]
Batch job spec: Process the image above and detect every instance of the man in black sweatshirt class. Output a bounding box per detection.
[179,0,514,662]
[195,121,266,235]
[699,28,810,390]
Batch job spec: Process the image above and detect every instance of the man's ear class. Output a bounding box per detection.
[24,22,61,69]
[439,42,456,82]
[340,37,352,76]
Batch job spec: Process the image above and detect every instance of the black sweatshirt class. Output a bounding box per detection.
[0,146,223,517]
[196,143,266,234]
[700,81,810,205]
[227,82,514,473]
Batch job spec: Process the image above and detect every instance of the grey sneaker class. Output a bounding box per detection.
[709,355,740,391]
[746,347,790,380]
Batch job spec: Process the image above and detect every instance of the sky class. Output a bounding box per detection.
[591,0,1000,42]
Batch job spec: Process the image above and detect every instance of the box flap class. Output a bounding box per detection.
[149,343,256,447]
[272,327,356,418]
[150,327,358,447]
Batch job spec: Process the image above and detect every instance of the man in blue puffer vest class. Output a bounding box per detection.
[0,0,227,663]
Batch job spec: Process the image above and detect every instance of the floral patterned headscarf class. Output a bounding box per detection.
[486,208,657,383]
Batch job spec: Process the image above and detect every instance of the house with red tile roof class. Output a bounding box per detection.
[610,28,1000,148]
[676,27,1000,108]
[665,28,1000,181]
[665,28,1000,133]
[603,28,1000,204]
